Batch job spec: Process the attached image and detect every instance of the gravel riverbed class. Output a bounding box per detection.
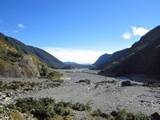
[0,69,160,115]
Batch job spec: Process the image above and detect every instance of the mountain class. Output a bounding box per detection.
[93,53,111,69]
[0,33,64,77]
[7,37,64,68]
[62,62,93,69]
[93,49,131,70]
[94,48,129,69]
[99,26,160,77]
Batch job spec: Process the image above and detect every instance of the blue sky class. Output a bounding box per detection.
[0,0,160,63]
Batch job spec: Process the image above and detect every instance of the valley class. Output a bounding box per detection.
[1,69,160,119]
[0,23,160,120]
[1,1,160,119]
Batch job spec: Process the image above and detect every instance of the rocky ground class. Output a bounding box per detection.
[0,69,160,119]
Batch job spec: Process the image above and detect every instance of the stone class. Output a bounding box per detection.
[151,112,160,120]
[76,79,91,84]
[121,81,132,87]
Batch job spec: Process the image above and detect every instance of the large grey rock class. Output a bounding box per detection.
[151,112,160,120]
[121,81,132,87]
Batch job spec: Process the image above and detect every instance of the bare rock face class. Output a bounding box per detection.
[0,33,45,77]
[0,55,40,77]
[100,26,160,78]
[19,55,40,77]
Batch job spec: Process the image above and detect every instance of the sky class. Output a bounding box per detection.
[0,0,160,64]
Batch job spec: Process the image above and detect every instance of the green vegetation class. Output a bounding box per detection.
[1,100,158,120]
[0,81,39,91]
[0,79,62,92]
[0,34,63,78]
[47,82,62,88]
[91,109,114,120]
[47,71,63,82]
[8,98,91,120]
[40,64,48,76]
[71,102,91,111]
[0,106,8,114]
[91,109,150,120]
[0,36,21,63]
[0,106,10,120]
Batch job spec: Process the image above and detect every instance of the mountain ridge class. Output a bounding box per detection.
[93,53,111,69]
[99,25,160,77]
[6,36,64,68]
[0,32,64,77]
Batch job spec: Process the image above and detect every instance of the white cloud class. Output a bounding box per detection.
[122,32,132,40]
[132,26,149,37]
[18,24,25,29]
[122,26,150,40]
[44,47,106,64]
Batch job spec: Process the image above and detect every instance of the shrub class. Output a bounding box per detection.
[91,109,150,120]
[71,102,91,111]
[64,115,73,120]
[0,106,7,114]
[40,64,48,77]
[47,71,63,81]
[115,109,129,120]
[8,98,90,120]
[134,112,149,120]
[92,109,102,117]
[0,81,39,91]
[115,109,149,120]
[92,109,114,120]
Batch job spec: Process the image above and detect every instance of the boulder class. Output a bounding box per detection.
[121,81,132,87]
[151,112,160,120]
[76,79,91,84]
